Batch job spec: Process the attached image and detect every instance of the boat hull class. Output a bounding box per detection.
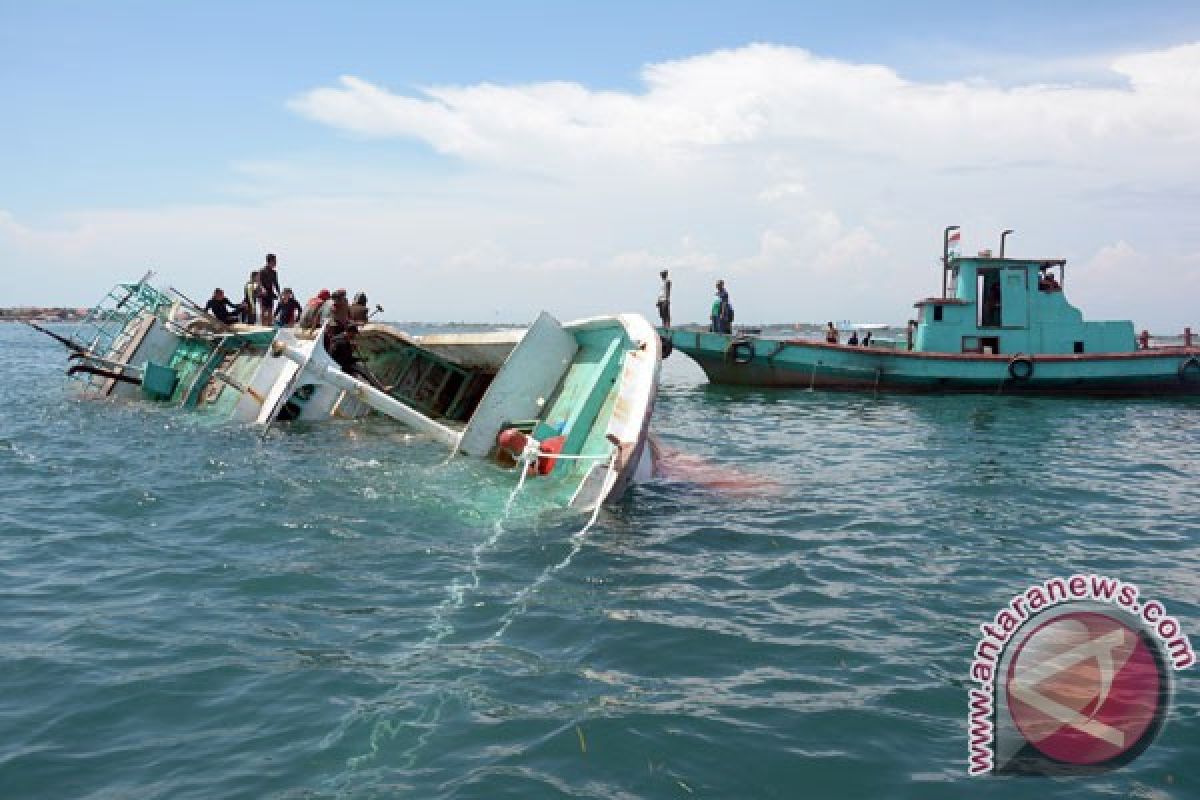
[306,314,662,509]
[586,313,660,506]
[666,329,1200,396]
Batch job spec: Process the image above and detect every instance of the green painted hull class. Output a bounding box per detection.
[60,277,303,423]
[665,329,1200,396]
[354,315,661,509]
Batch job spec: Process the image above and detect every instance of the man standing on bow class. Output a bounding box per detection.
[656,269,672,328]
[257,253,281,327]
[710,279,733,334]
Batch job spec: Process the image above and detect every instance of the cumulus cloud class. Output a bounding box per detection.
[6,42,1200,327]
[289,43,1200,173]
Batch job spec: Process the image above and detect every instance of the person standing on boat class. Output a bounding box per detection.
[257,254,281,325]
[710,280,733,333]
[204,288,242,325]
[825,322,839,344]
[274,288,302,327]
[656,269,672,328]
[242,271,259,325]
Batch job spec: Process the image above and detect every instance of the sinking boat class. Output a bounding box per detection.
[35,275,661,510]
[268,312,662,510]
[35,276,356,423]
[665,229,1200,396]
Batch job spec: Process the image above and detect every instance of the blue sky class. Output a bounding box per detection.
[4,2,1200,326]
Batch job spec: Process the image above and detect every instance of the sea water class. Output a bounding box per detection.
[1,322,1197,798]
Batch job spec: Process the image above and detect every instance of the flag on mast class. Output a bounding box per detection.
[948,228,962,255]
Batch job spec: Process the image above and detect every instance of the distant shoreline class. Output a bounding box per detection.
[0,308,88,322]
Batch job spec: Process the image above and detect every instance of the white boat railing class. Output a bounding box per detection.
[271,339,464,450]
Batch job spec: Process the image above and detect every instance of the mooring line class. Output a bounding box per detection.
[344,448,611,772]
[338,465,533,770]
[489,451,615,641]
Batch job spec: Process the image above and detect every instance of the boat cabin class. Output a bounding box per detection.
[912,256,1135,355]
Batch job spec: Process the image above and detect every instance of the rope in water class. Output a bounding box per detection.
[344,443,618,771]
[490,447,618,642]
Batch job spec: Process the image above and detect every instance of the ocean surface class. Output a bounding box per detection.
[1,321,1198,799]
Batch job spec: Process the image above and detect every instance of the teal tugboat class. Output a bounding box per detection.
[666,228,1200,395]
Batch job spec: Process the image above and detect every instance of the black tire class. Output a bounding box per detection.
[728,339,755,365]
[1179,357,1200,382]
[1008,356,1034,381]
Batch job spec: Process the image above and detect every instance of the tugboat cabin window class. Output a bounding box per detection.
[1074,341,1085,353]
[933,305,944,322]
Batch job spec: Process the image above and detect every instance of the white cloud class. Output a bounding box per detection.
[288,43,1200,173]
[5,42,1200,328]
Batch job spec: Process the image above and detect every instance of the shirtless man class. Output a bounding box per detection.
[257,254,280,325]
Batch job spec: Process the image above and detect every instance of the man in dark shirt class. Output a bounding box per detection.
[656,269,672,328]
[204,288,241,325]
[710,280,733,333]
[274,287,302,327]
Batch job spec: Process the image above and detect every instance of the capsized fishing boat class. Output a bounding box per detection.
[665,229,1200,395]
[30,275,359,423]
[33,275,661,509]
[268,312,662,510]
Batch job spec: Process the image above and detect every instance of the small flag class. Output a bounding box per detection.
[948,230,961,243]
[948,229,962,255]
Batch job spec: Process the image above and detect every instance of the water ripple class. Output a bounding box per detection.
[0,326,1197,797]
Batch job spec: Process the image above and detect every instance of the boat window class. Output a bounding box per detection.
[1074,341,1085,354]
[962,336,980,353]
[1039,265,1063,292]
[980,336,1000,355]
[933,305,944,322]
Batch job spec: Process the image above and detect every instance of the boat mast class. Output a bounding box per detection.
[942,225,960,298]
[1000,229,1014,259]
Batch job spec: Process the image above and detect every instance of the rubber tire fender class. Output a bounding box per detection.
[728,338,755,365]
[1008,355,1034,381]
[1179,356,1200,382]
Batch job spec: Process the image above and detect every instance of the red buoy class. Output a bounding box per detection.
[536,435,566,475]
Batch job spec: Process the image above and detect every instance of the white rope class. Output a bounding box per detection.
[498,437,615,513]
[502,439,540,514]
[528,451,614,461]
[340,445,617,771]
[343,443,537,769]
[491,447,618,641]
